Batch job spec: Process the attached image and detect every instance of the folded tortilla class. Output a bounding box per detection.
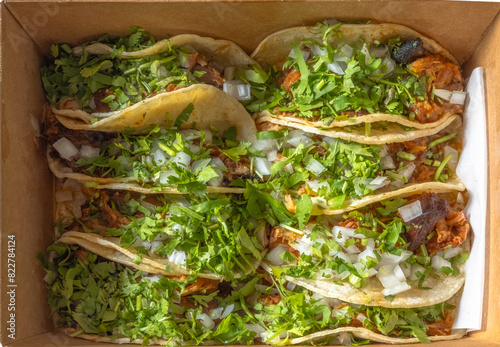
[55,185,266,280]
[52,33,258,130]
[264,191,470,308]
[249,23,464,143]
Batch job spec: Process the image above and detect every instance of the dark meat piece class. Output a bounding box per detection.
[391,38,426,64]
[193,64,224,88]
[92,89,116,113]
[401,193,449,251]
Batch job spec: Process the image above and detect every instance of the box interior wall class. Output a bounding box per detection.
[1,1,499,346]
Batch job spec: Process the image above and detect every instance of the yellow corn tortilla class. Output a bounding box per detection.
[252,23,457,70]
[47,150,245,195]
[311,177,466,216]
[54,84,257,142]
[251,23,462,139]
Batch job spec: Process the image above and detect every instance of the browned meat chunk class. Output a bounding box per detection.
[426,310,454,336]
[391,38,426,64]
[92,88,116,113]
[401,193,449,251]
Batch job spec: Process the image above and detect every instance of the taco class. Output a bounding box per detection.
[245,118,465,216]
[235,22,466,143]
[42,27,257,130]
[44,99,258,194]
[46,100,465,204]
[42,244,465,345]
[262,191,470,308]
[54,183,267,280]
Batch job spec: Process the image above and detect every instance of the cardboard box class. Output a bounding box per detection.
[1,1,499,346]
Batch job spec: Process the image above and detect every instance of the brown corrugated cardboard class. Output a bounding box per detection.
[1,1,499,346]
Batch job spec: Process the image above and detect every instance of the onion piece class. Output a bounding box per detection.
[443,146,459,170]
[254,157,272,176]
[288,48,310,61]
[434,89,452,101]
[168,250,187,266]
[220,304,234,319]
[80,145,100,158]
[381,155,396,169]
[53,137,79,160]
[172,151,191,169]
[327,62,345,75]
[409,264,425,281]
[209,307,224,320]
[305,158,326,176]
[398,200,422,222]
[245,323,266,335]
[431,255,452,271]
[267,244,288,265]
[439,246,464,259]
[382,282,411,296]
[197,313,215,329]
[222,81,251,101]
[366,176,389,190]
[449,91,467,105]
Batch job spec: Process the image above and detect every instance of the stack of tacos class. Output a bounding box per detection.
[40,23,472,345]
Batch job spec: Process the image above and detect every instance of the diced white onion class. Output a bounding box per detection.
[168,250,187,266]
[172,151,191,169]
[210,157,226,170]
[379,251,412,266]
[267,150,278,162]
[356,313,367,324]
[209,307,224,320]
[254,157,272,176]
[366,176,389,190]
[245,323,266,335]
[286,282,297,292]
[55,189,73,202]
[154,149,167,165]
[80,145,100,158]
[307,180,329,192]
[360,43,371,65]
[53,137,79,160]
[449,91,467,105]
[393,265,407,282]
[401,263,412,278]
[286,135,314,148]
[180,129,203,141]
[220,304,234,319]
[191,158,210,173]
[327,62,345,75]
[400,162,416,180]
[267,244,288,265]
[332,226,365,246]
[382,282,411,296]
[337,332,351,345]
[197,313,215,329]
[284,163,294,173]
[305,158,326,176]
[345,244,360,254]
[439,246,464,260]
[252,139,277,152]
[443,146,459,170]
[381,155,396,169]
[434,89,452,101]
[223,81,251,101]
[288,48,310,61]
[309,44,327,57]
[409,264,426,281]
[398,200,423,222]
[431,255,452,271]
[159,170,178,184]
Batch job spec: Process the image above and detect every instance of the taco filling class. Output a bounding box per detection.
[42,245,461,345]
[264,192,470,298]
[238,22,465,127]
[41,27,255,118]
[56,187,266,280]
